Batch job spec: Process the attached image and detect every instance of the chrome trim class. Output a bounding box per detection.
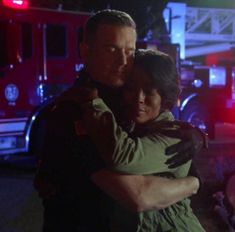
[24,110,40,152]
[0,121,26,133]
[180,93,198,111]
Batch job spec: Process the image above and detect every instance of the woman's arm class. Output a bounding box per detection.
[91,169,199,212]
[81,98,182,175]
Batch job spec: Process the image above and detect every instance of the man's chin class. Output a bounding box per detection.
[98,74,126,88]
[110,78,125,88]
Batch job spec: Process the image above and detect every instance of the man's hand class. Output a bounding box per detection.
[159,121,208,168]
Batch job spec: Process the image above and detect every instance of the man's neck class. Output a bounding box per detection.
[77,69,123,120]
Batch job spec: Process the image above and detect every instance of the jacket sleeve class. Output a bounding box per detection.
[81,98,190,176]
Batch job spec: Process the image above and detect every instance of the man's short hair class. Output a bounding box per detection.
[84,9,136,44]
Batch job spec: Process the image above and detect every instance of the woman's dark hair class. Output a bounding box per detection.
[134,49,181,110]
[84,9,136,45]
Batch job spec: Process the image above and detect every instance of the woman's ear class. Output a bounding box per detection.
[79,42,89,63]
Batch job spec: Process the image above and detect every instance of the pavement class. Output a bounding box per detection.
[0,166,43,232]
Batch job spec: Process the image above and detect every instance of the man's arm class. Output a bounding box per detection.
[91,169,199,212]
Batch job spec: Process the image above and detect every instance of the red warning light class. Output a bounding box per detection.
[3,0,29,9]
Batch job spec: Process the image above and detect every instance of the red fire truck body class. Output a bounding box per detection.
[155,3,235,138]
[0,1,90,156]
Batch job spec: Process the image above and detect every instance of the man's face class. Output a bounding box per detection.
[83,24,136,88]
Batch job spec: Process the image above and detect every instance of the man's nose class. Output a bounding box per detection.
[117,49,128,66]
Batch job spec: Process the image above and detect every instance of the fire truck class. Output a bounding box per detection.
[146,2,235,138]
[1,1,234,159]
[0,0,90,157]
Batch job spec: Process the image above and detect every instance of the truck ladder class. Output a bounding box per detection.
[186,7,235,43]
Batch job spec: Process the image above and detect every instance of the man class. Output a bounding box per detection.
[34,9,206,232]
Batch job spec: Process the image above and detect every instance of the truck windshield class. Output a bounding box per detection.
[0,21,30,67]
[0,21,8,67]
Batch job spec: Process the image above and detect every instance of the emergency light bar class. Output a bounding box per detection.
[3,0,29,9]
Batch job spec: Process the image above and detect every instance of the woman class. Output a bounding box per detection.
[79,49,205,231]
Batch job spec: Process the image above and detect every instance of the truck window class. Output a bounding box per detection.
[77,26,83,58]
[0,21,32,67]
[0,21,8,67]
[46,24,67,58]
[22,23,32,59]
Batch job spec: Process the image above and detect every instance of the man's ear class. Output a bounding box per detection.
[79,42,89,63]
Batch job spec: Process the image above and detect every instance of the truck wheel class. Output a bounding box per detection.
[181,101,215,138]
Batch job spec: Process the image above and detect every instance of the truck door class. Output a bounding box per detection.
[40,22,77,101]
[0,19,42,154]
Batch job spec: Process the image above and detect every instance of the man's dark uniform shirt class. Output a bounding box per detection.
[35,69,122,232]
